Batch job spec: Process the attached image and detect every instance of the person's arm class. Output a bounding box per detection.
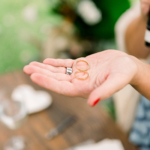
[125,0,150,58]
[130,55,150,99]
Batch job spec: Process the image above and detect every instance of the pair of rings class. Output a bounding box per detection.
[66,60,90,80]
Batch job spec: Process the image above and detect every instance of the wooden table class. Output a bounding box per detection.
[0,71,138,150]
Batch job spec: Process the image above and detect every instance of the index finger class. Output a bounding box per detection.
[43,58,74,68]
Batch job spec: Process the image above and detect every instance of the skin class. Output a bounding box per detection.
[125,0,150,58]
[23,50,150,106]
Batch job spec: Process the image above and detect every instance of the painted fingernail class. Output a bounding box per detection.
[92,98,100,106]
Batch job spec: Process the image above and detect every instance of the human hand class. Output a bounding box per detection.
[23,50,138,107]
[140,0,150,16]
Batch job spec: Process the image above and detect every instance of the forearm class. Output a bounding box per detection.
[125,15,150,58]
[131,56,150,99]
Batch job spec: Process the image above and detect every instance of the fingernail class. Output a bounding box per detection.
[92,98,100,106]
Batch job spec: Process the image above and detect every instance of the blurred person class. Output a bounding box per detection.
[115,0,150,149]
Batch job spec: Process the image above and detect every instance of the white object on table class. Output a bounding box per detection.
[77,0,102,25]
[66,140,95,150]
[12,85,52,114]
[71,139,124,150]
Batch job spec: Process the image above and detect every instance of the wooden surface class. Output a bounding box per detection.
[0,71,138,150]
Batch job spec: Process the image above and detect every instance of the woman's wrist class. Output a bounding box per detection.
[129,55,150,87]
[129,56,141,86]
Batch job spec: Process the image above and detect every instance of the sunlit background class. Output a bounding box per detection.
[0,0,142,149]
[0,0,137,121]
[0,0,136,74]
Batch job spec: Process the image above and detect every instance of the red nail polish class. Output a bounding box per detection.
[92,98,100,106]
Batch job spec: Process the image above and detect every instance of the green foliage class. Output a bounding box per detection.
[75,0,130,39]
[0,0,62,74]
[129,0,138,5]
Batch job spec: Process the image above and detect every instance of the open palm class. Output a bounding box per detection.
[24,50,138,106]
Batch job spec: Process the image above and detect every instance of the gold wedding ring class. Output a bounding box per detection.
[74,71,89,80]
[74,59,90,80]
[75,60,90,71]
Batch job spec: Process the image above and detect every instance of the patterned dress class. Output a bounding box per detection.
[129,96,150,150]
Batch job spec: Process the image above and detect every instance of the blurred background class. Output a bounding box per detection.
[0,0,136,74]
[0,0,143,149]
[0,0,137,121]
[0,0,138,121]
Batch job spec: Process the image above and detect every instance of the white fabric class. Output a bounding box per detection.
[77,0,102,25]
[114,2,143,133]
[113,85,140,132]
[115,1,140,53]
[145,30,150,43]
[73,139,124,150]
[12,85,52,114]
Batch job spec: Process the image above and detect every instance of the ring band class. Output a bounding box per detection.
[66,68,72,75]
[75,60,90,71]
[74,71,89,80]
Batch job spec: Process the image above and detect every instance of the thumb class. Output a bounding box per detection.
[87,74,130,107]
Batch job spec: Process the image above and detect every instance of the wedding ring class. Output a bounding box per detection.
[74,71,89,80]
[75,60,90,71]
[66,68,72,75]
